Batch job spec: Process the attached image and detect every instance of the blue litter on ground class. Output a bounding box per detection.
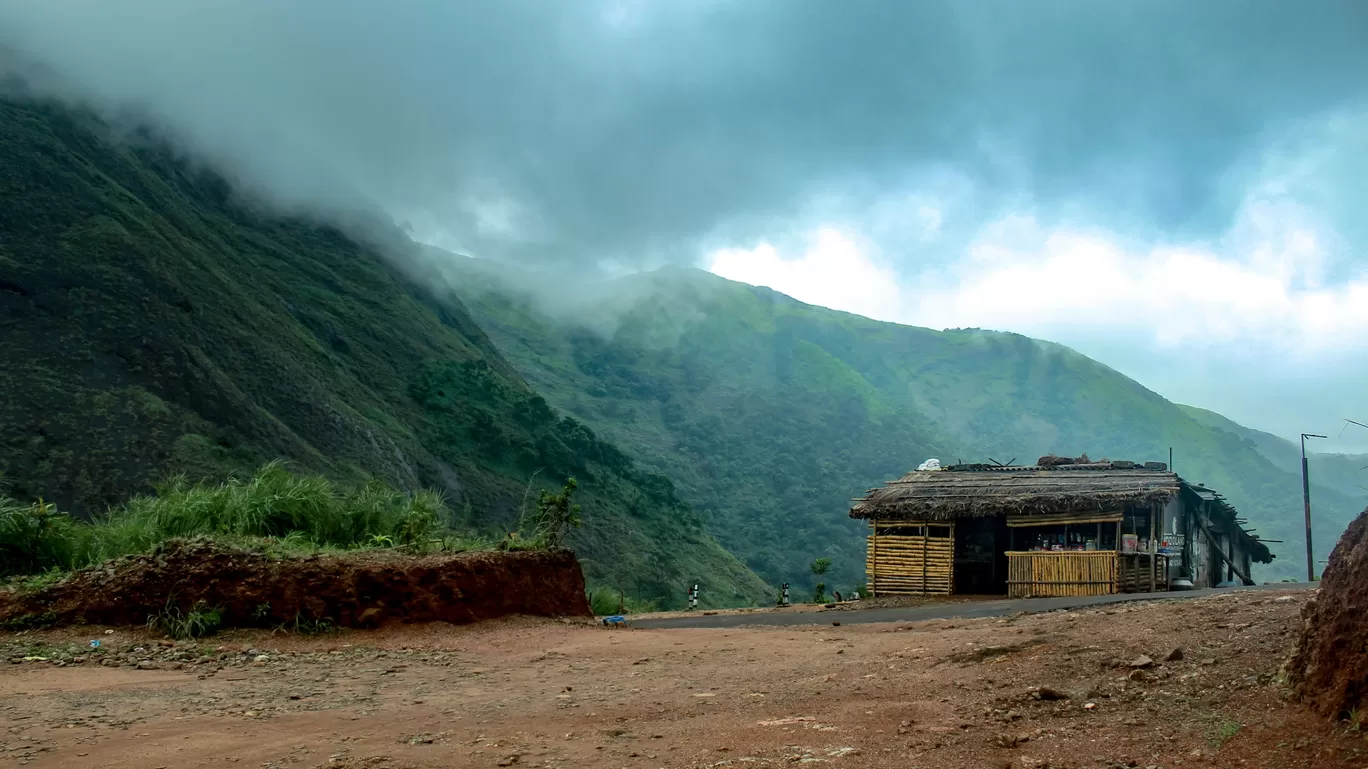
[602,615,627,626]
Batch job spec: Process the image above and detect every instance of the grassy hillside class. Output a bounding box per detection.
[0,96,770,608]
[1179,405,1367,558]
[443,256,1360,585]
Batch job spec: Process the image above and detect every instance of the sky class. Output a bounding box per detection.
[2,0,1366,450]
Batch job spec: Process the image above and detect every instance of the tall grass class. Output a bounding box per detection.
[586,585,660,615]
[0,497,85,575]
[0,462,449,578]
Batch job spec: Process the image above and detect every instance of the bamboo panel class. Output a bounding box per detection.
[867,532,952,595]
[1005,551,1117,598]
[1118,553,1169,593]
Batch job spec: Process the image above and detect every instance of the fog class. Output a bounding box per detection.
[2,0,1365,446]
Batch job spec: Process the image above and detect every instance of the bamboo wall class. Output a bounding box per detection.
[866,523,953,595]
[1118,553,1169,593]
[1006,551,1118,598]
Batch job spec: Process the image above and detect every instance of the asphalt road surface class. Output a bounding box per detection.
[631,582,1317,629]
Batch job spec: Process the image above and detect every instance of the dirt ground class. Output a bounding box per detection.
[1,588,1359,769]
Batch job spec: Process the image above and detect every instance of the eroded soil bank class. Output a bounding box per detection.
[1289,507,1368,719]
[0,540,591,629]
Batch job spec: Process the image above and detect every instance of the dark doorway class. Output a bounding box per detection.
[954,517,1009,594]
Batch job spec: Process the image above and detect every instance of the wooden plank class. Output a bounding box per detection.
[1007,511,1123,527]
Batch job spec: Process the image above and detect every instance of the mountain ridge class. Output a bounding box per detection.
[0,95,771,608]
[438,252,1363,585]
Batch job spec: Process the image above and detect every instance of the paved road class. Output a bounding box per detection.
[631,582,1317,629]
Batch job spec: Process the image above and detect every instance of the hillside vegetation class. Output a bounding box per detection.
[444,257,1363,586]
[0,96,769,608]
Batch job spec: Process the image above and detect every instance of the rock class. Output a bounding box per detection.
[136,660,157,670]
[1031,686,1069,701]
[1162,647,1184,662]
[832,621,841,627]
[1127,670,1148,682]
[1127,655,1154,669]
[994,733,1018,748]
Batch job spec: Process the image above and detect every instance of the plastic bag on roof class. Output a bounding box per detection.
[916,458,942,471]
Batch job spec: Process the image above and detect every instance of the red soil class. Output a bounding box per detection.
[2,588,1359,768]
[0,540,590,629]
[1289,507,1368,720]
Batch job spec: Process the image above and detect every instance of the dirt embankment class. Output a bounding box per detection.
[0,540,591,629]
[1288,507,1368,720]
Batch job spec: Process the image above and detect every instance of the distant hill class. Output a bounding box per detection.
[1179,405,1368,540]
[442,255,1362,586]
[0,96,771,608]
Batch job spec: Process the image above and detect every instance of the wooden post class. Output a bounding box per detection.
[871,518,879,598]
[1148,504,1157,593]
[1114,517,1123,593]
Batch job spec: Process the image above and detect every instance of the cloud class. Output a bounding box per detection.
[2,1,1366,269]
[711,228,905,323]
[706,163,1368,448]
[2,0,1365,445]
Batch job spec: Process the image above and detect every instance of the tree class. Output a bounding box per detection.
[522,477,582,548]
[810,557,831,603]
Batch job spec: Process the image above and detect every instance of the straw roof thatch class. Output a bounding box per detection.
[849,463,1181,521]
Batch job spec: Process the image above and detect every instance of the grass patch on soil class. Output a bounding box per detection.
[0,610,58,631]
[148,599,224,641]
[1,461,577,583]
[1208,717,1243,747]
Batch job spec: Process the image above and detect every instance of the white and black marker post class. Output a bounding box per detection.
[781,582,790,606]
[688,583,699,610]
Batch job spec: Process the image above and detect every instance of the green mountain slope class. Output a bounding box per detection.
[0,96,769,608]
[1179,405,1368,529]
[443,256,1360,585]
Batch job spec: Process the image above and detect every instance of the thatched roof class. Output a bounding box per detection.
[849,463,1181,521]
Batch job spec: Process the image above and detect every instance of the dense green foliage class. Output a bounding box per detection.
[448,259,1365,585]
[0,97,769,608]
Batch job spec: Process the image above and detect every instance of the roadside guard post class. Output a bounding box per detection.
[782,582,790,606]
[688,583,699,609]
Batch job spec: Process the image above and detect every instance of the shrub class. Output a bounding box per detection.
[148,599,223,640]
[586,585,660,615]
[810,557,832,603]
[0,496,83,576]
[516,477,581,549]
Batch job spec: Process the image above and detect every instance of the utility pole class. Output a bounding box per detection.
[1301,433,1327,582]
